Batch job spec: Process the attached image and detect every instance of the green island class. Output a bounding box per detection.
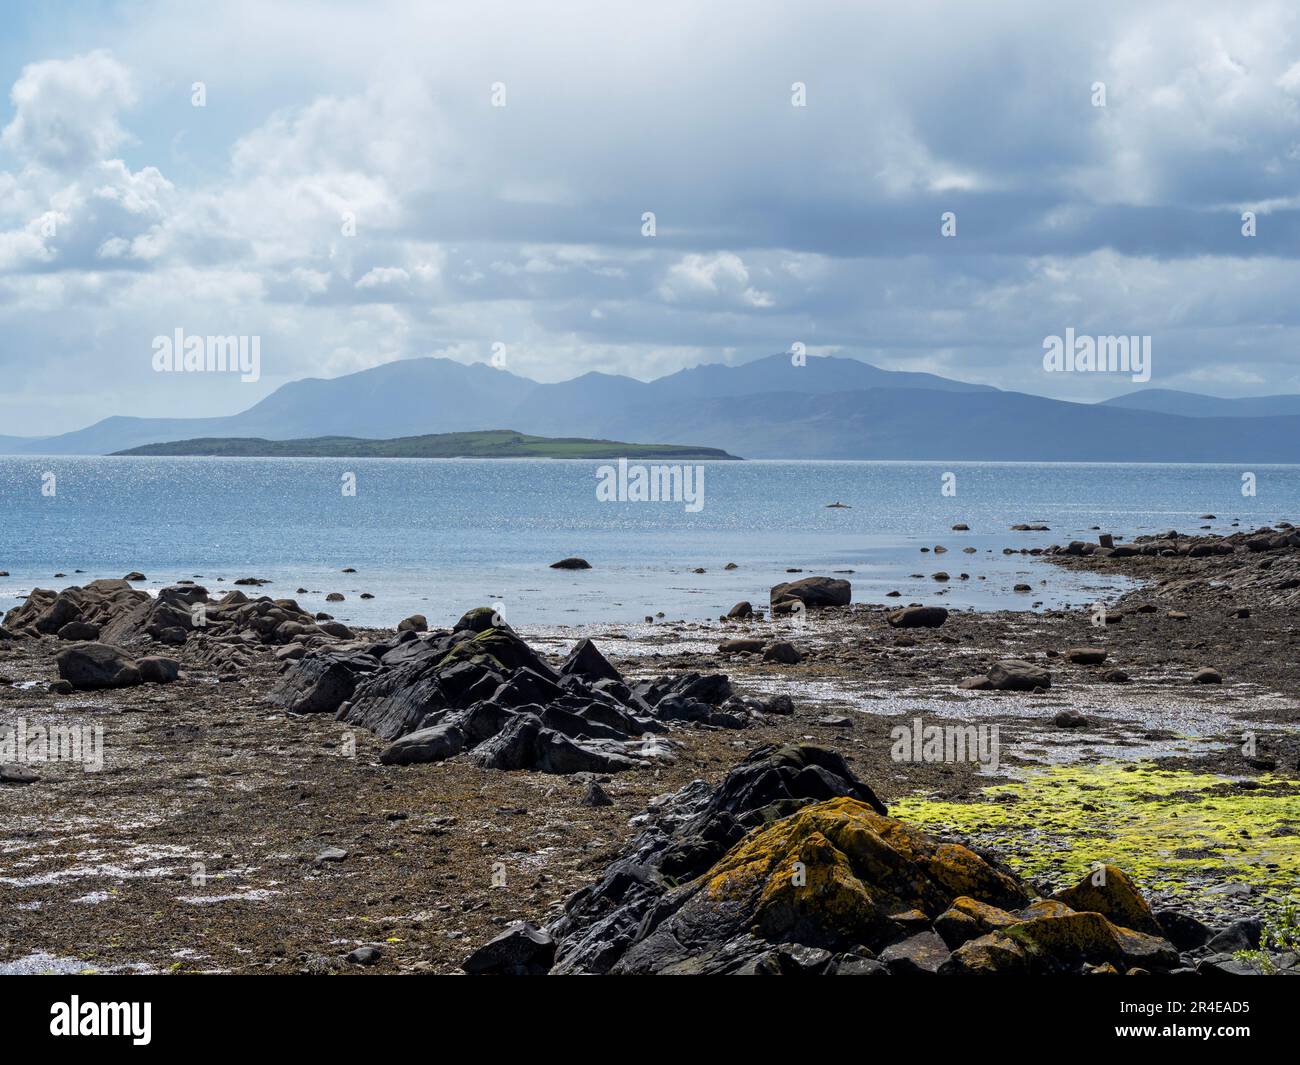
[113,429,741,460]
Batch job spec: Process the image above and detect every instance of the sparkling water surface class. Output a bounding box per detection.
[2,457,1297,626]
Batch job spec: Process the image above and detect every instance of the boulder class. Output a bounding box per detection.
[581,781,614,807]
[939,932,1030,975]
[1205,918,1261,954]
[137,656,180,684]
[887,606,948,629]
[56,621,101,642]
[1051,865,1162,936]
[727,601,753,619]
[1192,667,1222,684]
[880,931,950,975]
[550,557,592,570]
[462,923,556,975]
[718,638,765,654]
[379,723,466,766]
[935,897,1020,949]
[1003,911,1178,973]
[1155,909,1211,951]
[1065,647,1107,665]
[54,643,142,689]
[762,641,802,664]
[987,660,1051,691]
[1,763,41,785]
[769,576,851,610]
[397,614,428,633]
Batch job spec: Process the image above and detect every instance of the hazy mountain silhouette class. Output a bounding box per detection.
[1100,387,1300,418]
[8,354,1300,461]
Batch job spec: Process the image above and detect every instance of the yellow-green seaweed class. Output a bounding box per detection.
[892,762,1300,898]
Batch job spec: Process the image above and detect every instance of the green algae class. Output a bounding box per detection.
[892,762,1300,897]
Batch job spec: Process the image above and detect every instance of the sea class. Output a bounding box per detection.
[2,457,1298,627]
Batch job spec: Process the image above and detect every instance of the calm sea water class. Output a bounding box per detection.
[1,457,1297,626]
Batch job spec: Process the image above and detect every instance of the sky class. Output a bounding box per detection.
[2,0,1300,435]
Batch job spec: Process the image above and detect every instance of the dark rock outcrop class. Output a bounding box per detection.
[470,746,1184,976]
[272,609,754,774]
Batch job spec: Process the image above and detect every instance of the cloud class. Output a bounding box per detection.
[1,1,1300,436]
[659,253,775,308]
[2,51,135,173]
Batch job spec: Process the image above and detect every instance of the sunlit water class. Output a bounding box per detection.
[1,457,1297,626]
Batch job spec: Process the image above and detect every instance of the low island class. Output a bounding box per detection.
[113,429,741,461]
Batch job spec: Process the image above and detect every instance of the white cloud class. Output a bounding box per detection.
[658,252,775,308]
[1,51,135,173]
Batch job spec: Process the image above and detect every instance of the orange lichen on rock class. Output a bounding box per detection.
[704,797,1028,949]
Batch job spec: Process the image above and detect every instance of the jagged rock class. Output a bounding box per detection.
[270,649,378,716]
[559,638,621,684]
[468,742,1186,978]
[267,608,753,776]
[581,781,614,807]
[537,745,883,975]
[470,713,545,771]
[608,797,1024,973]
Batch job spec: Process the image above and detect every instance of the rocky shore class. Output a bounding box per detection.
[1,523,1297,975]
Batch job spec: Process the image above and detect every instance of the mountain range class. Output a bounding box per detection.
[5,354,1300,461]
